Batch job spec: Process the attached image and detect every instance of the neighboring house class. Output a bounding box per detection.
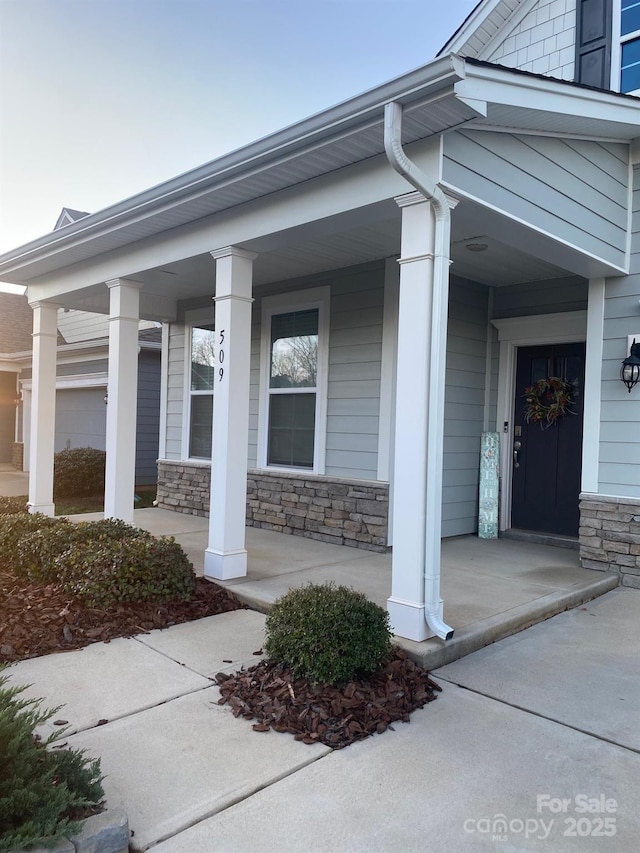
[0,0,638,643]
[0,291,161,486]
[0,293,33,464]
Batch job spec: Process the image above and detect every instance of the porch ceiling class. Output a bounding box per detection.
[59,199,574,318]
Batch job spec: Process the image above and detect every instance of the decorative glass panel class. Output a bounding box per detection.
[621,37,640,91]
[191,325,215,391]
[267,393,316,468]
[621,0,640,36]
[189,394,213,459]
[270,310,318,388]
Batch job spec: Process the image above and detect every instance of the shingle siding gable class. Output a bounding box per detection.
[485,0,577,79]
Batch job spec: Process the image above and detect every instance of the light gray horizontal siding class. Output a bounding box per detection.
[442,277,490,537]
[57,359,109,377]
[325,266,385,479]
[165,324,185,459]
[493,277,587,319]
[443,131,628,269]
[599,170,640,497]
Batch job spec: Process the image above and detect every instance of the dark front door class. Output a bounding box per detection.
[511,343,585,537]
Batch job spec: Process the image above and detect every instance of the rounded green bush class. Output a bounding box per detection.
[56,535,196,607]
[53,447,106,499]
[264,583,392,686]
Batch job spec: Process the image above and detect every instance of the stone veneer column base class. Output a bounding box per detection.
[156,461,389,552]
[579,493,640,589]
[11,442,23,470]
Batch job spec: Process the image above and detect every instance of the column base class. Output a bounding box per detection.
[104,505,134,524]
[387,596,434,642]
[28,502,55,517]
[204,548,248,580]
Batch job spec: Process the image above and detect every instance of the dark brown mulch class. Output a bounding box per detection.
[0,570,244,664]
[215,648,442,749]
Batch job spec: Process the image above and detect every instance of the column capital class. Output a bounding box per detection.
[105,278,144,290]
[210,246,258,262]
[28,299,61,310]
[394,190,459,211]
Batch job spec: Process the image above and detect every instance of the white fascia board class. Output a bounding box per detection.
[0,358,20,371]
[0,56,465,275]
[456,67,640,137]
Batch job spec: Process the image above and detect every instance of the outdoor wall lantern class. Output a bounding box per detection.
[620,338,640,393]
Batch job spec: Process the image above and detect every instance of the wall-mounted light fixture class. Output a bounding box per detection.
[621,338,640,393]
[13,392,22,406]
[104,391,108,405]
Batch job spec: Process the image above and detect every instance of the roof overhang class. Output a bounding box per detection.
[0,55,637,287]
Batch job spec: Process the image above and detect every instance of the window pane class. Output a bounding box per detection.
[622,1,640,36]
[191,325,215,391]
[189,394,213,459]
[270,310,318,388]
[268,393,316,468]
[621,37,640,91]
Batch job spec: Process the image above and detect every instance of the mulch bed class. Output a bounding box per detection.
[216,648,442,749]
[0,570,244,663]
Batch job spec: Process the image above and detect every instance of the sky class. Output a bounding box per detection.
[0,0,479,289]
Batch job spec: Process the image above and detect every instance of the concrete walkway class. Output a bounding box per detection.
[7,588,639,851]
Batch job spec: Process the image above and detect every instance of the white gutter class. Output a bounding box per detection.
[383,101,454,642]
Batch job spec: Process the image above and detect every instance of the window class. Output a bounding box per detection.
[259,288,329,472]
[188,324,215,458]
[620,0,640,92]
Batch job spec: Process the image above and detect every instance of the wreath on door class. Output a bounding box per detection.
[523,377,575,428]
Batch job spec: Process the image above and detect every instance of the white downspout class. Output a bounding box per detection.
[384,101,454,641]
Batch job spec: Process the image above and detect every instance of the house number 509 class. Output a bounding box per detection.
[218,330,225,381]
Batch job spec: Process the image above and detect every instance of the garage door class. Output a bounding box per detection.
[55,388,106,452]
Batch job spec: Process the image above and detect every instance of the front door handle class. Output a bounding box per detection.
[513,440,521,468]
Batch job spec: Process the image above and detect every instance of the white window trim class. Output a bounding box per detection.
[183,307,215,462]
[257,286,330,474]
[612,0,640,94]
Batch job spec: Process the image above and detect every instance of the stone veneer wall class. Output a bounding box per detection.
[579,494,640,589]
[11,443,23,470]
[156,461,389,552]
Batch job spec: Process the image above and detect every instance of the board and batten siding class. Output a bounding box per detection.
[443,131,629,270]
[599,166,640,498]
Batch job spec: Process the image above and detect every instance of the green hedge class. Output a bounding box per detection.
[264,583,392,686]
[0,514,196,608]
[53,447,106,499]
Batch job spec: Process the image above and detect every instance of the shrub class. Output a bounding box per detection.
[0,668,104,852]
[264,583,393,686]
[0,496,28,515]
[57,535,196,608]
[0,512,63,576]
[53,447,106,500]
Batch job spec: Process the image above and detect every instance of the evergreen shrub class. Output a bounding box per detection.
[0,669,104,851]
[264,582,392,686]
[53,448,106,499]
[0,496,28,516]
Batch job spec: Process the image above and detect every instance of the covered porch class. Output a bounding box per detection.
[70,506,618,669]
[1,56,636,645]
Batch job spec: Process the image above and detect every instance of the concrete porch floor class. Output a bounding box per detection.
[70,506,619,669]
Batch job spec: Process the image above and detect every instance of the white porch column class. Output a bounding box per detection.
[104,279,141,522]
[204,246,256,580]
[28,301,58,515]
